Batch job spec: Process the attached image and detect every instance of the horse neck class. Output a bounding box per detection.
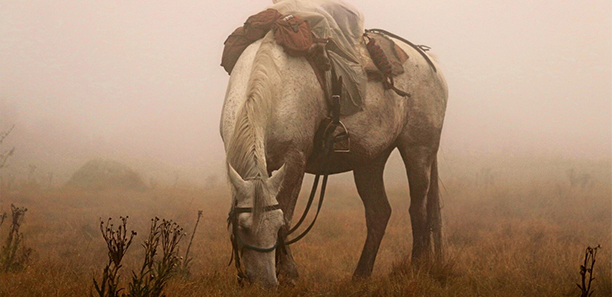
[228,102,269,180]
[227,36,281,180]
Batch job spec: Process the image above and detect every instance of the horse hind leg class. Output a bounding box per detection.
[398,145,435,266]
[427,156,443,263]
[352,151,393,279]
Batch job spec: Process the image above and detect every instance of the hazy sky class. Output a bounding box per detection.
[0,1,610,183]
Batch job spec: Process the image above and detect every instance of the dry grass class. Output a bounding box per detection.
[0,159,610,297]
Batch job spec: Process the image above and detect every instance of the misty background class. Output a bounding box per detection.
[0,0,610,187]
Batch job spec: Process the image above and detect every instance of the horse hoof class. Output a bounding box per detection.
[352,271,372,280]
[280,277,298,287]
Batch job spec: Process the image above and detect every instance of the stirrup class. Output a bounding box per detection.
[327,121,350,153]
[333,121,350,153]
[327,72,350,153]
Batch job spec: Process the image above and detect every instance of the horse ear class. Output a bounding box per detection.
[227,164,248,193]
[267,164,287,193]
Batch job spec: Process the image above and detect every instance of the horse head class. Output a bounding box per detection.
[227,164,287,287]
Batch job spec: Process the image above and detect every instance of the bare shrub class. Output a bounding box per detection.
[0,204,32,272]
[577,245,600,297]
[0,211,5,228]
[92,216,185,297]
[0,125,15,171]
[92,217,137,297]
[127,217,184,297]
[178,210,203,277]
[0,125,15,204]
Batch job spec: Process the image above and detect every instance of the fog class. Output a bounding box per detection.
[0,0,610,185]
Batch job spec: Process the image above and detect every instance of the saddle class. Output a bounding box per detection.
[221,9,312,73]
[221,9,440,154]
[221,9,414,113]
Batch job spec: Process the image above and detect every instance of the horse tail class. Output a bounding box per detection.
[427,155,443,262]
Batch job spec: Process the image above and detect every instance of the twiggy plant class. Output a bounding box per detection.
[577,245,600,297]
[0,212,6,228]
[179,210,202,277]
[127,217,185,297]
[0,204,31,272]
[92,216,185,297]
[0,125,15,171]
[92,217,137,297]
[0,125,15,204]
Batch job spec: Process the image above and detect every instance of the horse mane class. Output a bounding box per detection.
[227,34,280,227]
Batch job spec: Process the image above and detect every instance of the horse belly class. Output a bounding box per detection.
[305,83,405,174]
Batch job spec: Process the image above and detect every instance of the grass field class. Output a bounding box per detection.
[0,158,610,296]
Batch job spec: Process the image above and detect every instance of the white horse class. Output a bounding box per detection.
[221,31,448,286]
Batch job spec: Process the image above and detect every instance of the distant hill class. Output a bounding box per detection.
[65,159,147,191]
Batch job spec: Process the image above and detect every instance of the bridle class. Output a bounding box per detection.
[227,203,284,284]
[227,150,333,284]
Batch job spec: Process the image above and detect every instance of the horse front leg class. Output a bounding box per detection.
[353,152,392,278]
[272,151,306,284]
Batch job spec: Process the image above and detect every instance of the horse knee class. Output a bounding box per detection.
[365,200,391,229]
[409,202,426,225]
[409,200,428,241]
[379,202,392,225]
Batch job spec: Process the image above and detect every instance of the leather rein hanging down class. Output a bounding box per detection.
[284,70,345,246]
[228,71,345,283]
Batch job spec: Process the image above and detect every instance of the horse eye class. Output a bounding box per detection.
[238,224,249,233]
[237,218,250,233]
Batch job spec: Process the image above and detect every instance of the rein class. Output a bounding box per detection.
[284,174,329,245]
[227,148,332,283]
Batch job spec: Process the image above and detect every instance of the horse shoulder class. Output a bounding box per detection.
[266,51,327,158]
